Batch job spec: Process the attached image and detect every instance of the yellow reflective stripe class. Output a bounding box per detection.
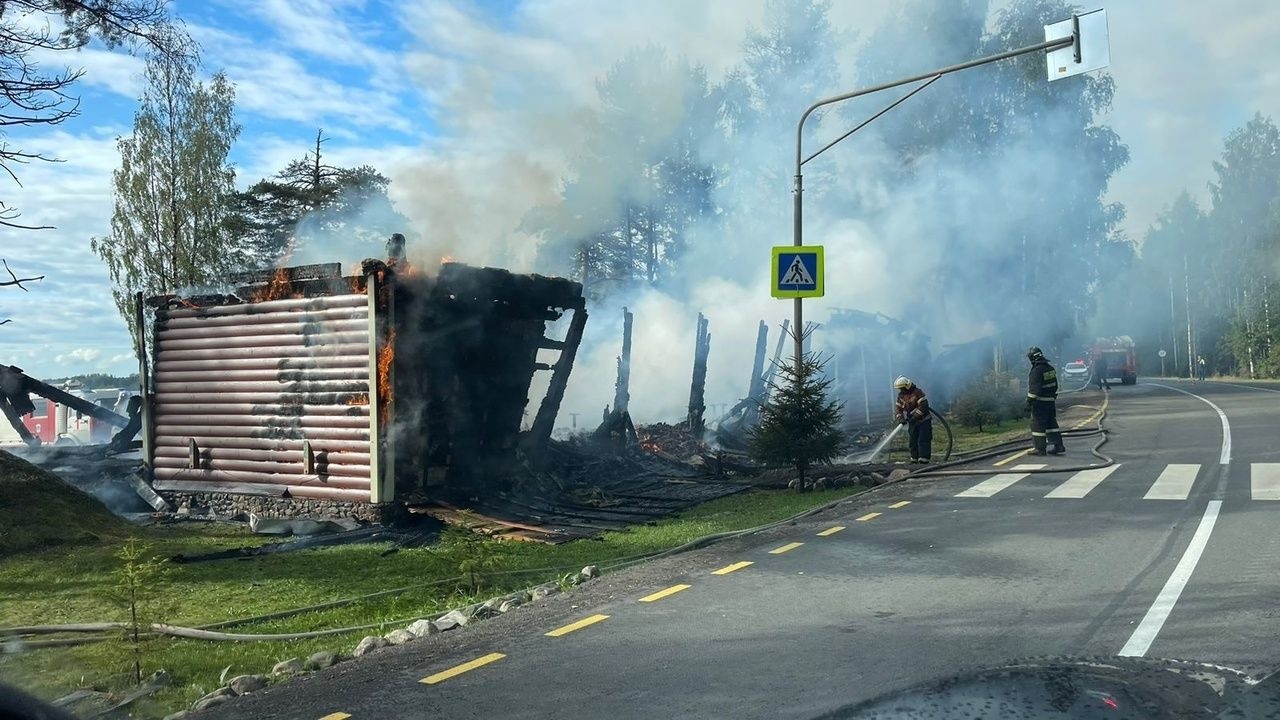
[1031,432,1048,437]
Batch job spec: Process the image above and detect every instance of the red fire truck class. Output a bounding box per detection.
[1090,336,1138,385]
[0,385,134,446]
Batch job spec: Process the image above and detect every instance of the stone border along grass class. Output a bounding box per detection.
[165,481,893,717]
[172,565,600,717]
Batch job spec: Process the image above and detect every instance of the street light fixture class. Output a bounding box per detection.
[786,9,1110,376]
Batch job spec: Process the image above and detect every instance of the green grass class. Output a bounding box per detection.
[0,486,855,718]
[945,419,1028,455]
[873,418,1026,461]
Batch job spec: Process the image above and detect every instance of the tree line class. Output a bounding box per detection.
[2,2,404,341]
[524,0,1130,355]
[9,0,1131,359]
[1095,114,1280,378]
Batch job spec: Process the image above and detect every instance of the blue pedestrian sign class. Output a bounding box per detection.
[772,245,824,298]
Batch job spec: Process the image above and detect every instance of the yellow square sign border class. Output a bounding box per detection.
[771,245,825,299]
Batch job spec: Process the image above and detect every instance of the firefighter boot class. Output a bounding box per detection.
[1049,433,1066,455]
[1032,434,1048,456]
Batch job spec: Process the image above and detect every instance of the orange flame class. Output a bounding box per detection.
[377,329,395,419]
[441,255,455,264]
[252,268,295,302]
[347,392,369,406]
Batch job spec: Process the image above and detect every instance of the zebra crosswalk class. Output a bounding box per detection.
[952,462,1280,501]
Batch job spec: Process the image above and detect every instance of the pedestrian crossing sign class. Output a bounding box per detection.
[772,245,824,298]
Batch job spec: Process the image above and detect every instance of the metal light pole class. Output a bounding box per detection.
[783,9,1105,376]
[790,30,1087,373]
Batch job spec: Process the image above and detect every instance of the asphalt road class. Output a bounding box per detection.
[199,379,1280,720]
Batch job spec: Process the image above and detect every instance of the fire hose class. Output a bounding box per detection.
[5,399,1112,647]
[909,394,1113,478]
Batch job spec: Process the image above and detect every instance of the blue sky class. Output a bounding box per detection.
[2,0,1279,385]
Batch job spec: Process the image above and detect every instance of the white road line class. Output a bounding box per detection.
[1252,463,1280,500]
[1118,500,1222,657]
[1144,464,1200,500]
[955,464,1046,498]
[1147,383,1231,465]
[1044,464,1121,499]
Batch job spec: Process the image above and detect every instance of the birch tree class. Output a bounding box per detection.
[91,28,240,341]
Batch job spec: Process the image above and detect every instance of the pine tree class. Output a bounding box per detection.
[749,353,846,484]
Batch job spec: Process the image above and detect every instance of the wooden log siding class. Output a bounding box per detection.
[150,293,374,501]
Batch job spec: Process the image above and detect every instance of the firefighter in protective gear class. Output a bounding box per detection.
[1026,347,1065,456]
[893,376,932,464]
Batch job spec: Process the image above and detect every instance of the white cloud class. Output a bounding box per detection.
[56,347,101,365]
[191,24,413,132]
[245,0,397,69]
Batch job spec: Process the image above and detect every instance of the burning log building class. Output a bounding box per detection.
[143,240,586,521]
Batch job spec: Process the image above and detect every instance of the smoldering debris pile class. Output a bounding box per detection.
[412,433,748,543]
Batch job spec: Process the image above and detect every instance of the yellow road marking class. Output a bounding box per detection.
[856,512,881,522]
[888,500,911,509]
[420,653,506,685]
[639,584,691,602]
[768,542,804,554]
[712,561,754,575]
[319,714,352,720]
[1073,394,1110,428]
[816,526,845,536]
[994,448,1033,466]
[545,614,609,637]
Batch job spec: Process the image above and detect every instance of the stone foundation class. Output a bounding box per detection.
[161,491,399,524]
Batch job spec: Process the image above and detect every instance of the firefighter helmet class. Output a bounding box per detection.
[893,376,913,390]
[1027,346,1045,362]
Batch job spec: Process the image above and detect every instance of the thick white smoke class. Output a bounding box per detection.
[375,0,1121,426]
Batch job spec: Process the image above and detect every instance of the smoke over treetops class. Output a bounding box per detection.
[361,0,1127,424]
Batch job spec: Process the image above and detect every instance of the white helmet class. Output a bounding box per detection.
[893,376,913,390]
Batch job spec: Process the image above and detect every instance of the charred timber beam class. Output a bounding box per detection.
[539,338,567,350]
[230,263,342,286]
[746,320,768,408]
[0,395,39,447]
[526,305,588,465]
[762,318,791,389]
[613,307,633,415]
[687,313,711,439]
[0,365,130,428]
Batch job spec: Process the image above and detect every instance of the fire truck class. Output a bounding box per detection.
[1090,336,1138,385]
[0,381,135,446]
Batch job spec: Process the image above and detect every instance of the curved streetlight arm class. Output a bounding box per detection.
[784,31,1074,381]
[791,33,1074,246]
